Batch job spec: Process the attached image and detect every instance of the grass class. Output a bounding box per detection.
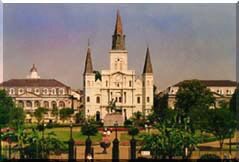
[29,127,102,143]
[120,131,148,142]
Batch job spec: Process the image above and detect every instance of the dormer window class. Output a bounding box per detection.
[18,88,24,94]
[35,88,40,94]
[9,88,15,95]
[52,88,56,95]
[43,88,48,95]
[59,88,65,95]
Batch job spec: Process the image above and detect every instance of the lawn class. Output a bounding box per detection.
[29,127,103,143]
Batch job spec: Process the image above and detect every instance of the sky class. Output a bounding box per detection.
[0,1,2,83]
[2,4,236,91]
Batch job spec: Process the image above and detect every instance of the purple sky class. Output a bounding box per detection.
[2,4,236,91]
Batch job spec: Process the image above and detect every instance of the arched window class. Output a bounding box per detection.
[43,101,49,108]
[87,96,90,102]
[96,96,100,104]
[137,97,141,104]
[147,97,150,103]
[52,101,57,108]
[96,111,100,122]
[106,81,108,87]
[26,101,32,107]
[124,92,127,103]
[34,101,40,108]
[18,100,24,107]
[120,61,123,70]
[59,101,65,108]
[129,81,132,87]
[119,97,122,103]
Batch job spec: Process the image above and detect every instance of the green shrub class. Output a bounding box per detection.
[128,127,139,137]
[124,119,133,127]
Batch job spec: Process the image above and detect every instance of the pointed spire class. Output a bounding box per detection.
[84,41,93,74]
[28,64,40,79]
[112,10,125,50]
[143,47,153,74]
[114,9,123,35]
[30,64,37,72]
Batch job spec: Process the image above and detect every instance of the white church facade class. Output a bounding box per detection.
[83,11,154,121]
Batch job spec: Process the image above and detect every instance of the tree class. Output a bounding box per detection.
[34,107,48,124]
[9,106,25,129]
[59,108,74,123]
[131,111,144,127]
[147,86,171,124]
[22,128,66,159]
[206,106,237,150]
[230,87,239,113]
[175,80,215,131]
[51,107,59,123]
[75,111,85,124]
[0,90,16,127]
[81,122,98,138]
[0,89,17,158]
[141,118,198,159]
[128,126,139,138]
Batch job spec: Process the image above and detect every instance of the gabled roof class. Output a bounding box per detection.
[0,79,69,88]
[174,80,237,87]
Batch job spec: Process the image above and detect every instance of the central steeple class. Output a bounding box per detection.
[112,10,126,50]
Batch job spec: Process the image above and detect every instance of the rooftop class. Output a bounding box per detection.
[173,80,237,87]
[0,79,69,88]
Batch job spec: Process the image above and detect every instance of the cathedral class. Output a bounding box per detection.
[83,11,154,122]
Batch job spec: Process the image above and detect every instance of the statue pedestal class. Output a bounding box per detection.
[103,113,124,127]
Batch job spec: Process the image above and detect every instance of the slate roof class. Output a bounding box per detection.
[143,47,153,74]
[174,80,237,87]
[0,79,69,88]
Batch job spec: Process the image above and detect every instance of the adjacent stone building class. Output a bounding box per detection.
[167,80,237,109]
[0,64,82,123]
[83,11,154,121]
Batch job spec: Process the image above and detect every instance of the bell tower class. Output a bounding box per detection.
[110,10,128,72]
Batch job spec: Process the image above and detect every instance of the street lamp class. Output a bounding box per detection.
[229,128,232,156]
[114,121,118,139]
[42,121,47,158]
[112,121,119,160]
[184,116,190,159]
[68,121,75,161]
